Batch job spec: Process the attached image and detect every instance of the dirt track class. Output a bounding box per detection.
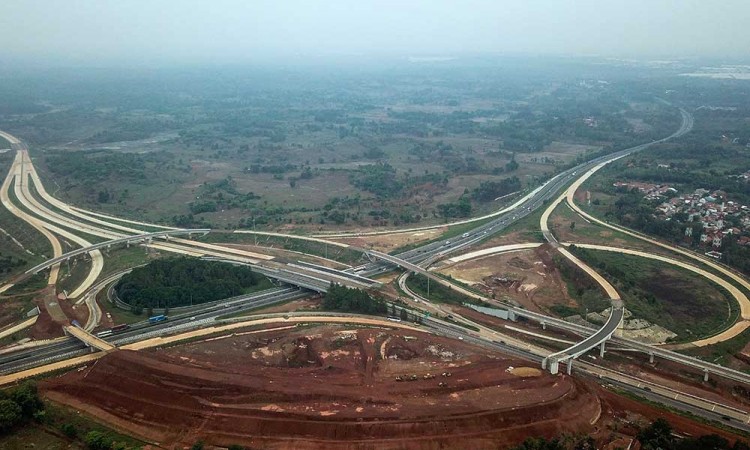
[42,325,601,449]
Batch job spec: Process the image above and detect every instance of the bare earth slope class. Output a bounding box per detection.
[42,325,601,449]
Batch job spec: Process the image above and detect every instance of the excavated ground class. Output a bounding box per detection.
[41,324,602,449]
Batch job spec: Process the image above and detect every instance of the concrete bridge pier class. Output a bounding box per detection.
[541,357,547,370]
[548,359,560,375]
[649,352,655,364]
[567,359,573,375]
[541,321,546,330]
[599,341,606,358]
[704,368,710,382]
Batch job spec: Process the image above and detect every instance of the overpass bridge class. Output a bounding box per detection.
[26,229,211,275]
[209,258,381,293]
[64,325,116,353]
[542,301,625,375]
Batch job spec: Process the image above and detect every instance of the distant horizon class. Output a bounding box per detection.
[1,52,749,73]
[2,1,749,68]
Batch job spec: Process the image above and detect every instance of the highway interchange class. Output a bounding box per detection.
[4,108,750,430]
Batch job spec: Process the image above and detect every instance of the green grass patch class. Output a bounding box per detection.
[200,231,364,265]
[569,247,737,342]
[96,287,146,325]
[55,258,92,296]
[99,246,152,277]
[611,387,750,439]
[241,276,274,294]
[405,273,478,305]
[43,401,146,448]
[681,327,750,367]
[4,272,48,295]
[549,304,580,317]
[495,204,547,242]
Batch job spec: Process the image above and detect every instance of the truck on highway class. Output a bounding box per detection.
[148,314,168,324]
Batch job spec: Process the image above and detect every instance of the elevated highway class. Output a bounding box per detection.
[543,302,624,374]
[25,229,210,275]
[63,325,115,352]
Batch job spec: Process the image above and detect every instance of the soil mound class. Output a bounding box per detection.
[42,326,601,449]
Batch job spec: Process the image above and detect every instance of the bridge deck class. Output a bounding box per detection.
[544,303,624,374]
[27,229,210,275]
[64,326,116,352]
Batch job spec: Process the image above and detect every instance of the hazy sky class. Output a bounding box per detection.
[1,0,749,65]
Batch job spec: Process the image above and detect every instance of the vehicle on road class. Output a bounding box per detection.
[148,314,168,324]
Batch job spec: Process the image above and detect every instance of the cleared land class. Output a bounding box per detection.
[42,324,601,449]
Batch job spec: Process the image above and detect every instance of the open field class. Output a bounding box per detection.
[569,247,735,342]
[10,62,678,233]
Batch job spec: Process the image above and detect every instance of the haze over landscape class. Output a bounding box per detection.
[1,0,750,66]
[1,2,750,450]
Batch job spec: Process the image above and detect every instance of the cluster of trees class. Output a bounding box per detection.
[510,418,749,450]
[722,238,750,276]
[350,163,403,199]
[510,436,594,450]
[637,418,748,450]
[322,284,387,315]
[115,257,265,313]
[472,176,522,202]
[189,177,262,214]
[170,213,211,228]
[81,430,137,450]
[0,382,44,435]
[45,150,151,182]
[0,253,27,274]
[437,197,472,218]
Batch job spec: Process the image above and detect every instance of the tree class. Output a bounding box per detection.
[0,399,22,433]
[400,308,408,321]
[10,381,43,419]
[511,437,565,450]
[97,190,111,203]
[191,441,205,450]
[323,284,387,314]
[84,430,111,450]
[61,422,78,439]
[637,418,673,450]
[574,436,596,450]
